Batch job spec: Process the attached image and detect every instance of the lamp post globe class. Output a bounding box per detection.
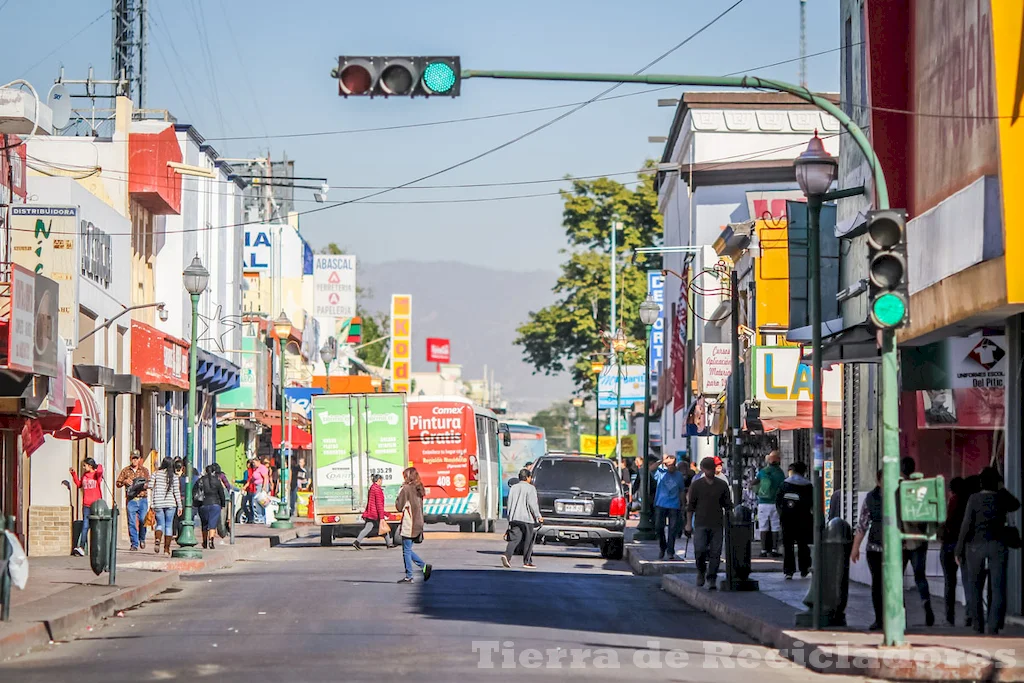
[794,132,838,197]
[182,255,209,295]
[639,296,660,326]
[319,344,335,367]
[611,328,629,354]
[273,311,292,341]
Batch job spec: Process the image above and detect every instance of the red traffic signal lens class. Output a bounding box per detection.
[380,64,416,95]
[339,65,373,95]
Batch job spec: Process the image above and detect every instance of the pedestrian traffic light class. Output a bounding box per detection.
[866,209,909,330]
[334,57,461,97]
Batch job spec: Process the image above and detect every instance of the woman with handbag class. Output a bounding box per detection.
[395,467,432,584]
[195,464,227,550]
[354,474,394,550]
[957,466,1021,634]
[148,457,182,555]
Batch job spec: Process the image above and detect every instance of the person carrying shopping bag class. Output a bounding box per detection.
[354,474,394,550]
[395,467,432,584]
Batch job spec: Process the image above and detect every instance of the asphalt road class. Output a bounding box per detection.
[2,530,860,682]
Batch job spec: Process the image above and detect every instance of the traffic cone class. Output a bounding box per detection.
[307,496,315,519]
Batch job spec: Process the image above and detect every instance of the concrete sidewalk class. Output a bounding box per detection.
[0,523,316,662]
[662,569,1024,681]
[626,537,785,576]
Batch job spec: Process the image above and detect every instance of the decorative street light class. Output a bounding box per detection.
[172,255,209,559]
[635,296,661,541]
[590,359,604,453]
[793,132,838,628]
[320,337,337,394]
[271,311,294,530]
[610,328,629,468]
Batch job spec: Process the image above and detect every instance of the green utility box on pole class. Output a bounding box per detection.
[898,474,946,525]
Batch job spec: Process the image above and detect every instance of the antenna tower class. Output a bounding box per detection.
[111,0,147,107]
[799,0,808,88]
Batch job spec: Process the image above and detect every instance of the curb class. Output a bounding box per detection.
[1,526,314,662]
[0,571,179,663]
[660,574,1005,681]
[626,544,785,577]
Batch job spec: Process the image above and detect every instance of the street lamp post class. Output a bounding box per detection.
[794,133,838,629]
[172,256,209,559]
[636,296,661,541]
[591,360,604,454]
[272,311,294,530]
[320,338,337,394]
[611,329,628,469]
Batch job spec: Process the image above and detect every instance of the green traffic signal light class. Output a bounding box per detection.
[422,61,457,94]
[871,292,907,328]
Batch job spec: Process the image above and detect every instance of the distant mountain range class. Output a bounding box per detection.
[359,260,573,414]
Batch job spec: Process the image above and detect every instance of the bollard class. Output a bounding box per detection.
[0,515,13,622]
[108,504,119,586]
[229,494,235,545]
[88,500,112,576]
[797,516,853,627]
[721,504,759,590]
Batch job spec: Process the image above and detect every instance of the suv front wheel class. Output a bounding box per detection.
[600,539,624,560]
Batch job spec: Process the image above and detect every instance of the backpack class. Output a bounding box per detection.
[126,476,147,501]
[757,470,777,500]
[193,477,207,506]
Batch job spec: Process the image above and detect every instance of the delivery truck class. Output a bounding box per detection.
[311,392,408,546]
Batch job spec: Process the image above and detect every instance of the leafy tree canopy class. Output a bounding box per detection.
[515,171,663,394]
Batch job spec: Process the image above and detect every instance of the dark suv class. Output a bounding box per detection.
[530,454,627,560]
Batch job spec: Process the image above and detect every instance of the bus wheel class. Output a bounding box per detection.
[320,525,334,547]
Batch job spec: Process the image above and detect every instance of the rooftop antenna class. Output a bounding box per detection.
[111,0,147,108]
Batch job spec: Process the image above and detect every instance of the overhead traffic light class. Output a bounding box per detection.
[334,56,461,97]
[866,209,909,330]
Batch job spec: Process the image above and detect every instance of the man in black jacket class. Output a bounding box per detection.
[776,461,813,579]
[685,457,733,590]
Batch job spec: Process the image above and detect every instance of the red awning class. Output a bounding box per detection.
[43,377,104,443]
[271,424,312,449]
[756,400,842,432]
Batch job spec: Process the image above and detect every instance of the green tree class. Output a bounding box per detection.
[531,402,571,448]
[320,242,344,255]
[515,171,662,393]
[355,309,389,367]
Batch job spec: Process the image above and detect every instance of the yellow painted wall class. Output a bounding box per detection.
[993,0,1024,303]
[754,218,790,330]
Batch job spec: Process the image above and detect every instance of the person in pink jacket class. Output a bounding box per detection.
[354,474,394,550]
[70,458,103,556]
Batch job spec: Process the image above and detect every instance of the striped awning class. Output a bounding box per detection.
[50,377,104,443]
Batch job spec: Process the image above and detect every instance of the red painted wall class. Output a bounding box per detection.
[129,125,182,215]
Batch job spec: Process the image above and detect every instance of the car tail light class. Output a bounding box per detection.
[609,496,627,517]
[320,515,340,524]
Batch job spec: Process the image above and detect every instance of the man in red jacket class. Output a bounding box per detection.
[70,458,103,556]
[354,474,394,550]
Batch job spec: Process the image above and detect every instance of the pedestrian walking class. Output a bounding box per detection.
[290,455,310,518]
[899,457,935,626]
[652,454,686,560]
[957,466,1021,635]
[751,450,785,558]
[850,470,883,630]
[776,461,813,579]
[395,467,432,584]
[239,460,257,523]
[939,477,969,626]
[354,474,394,550]
[70,458,104,556]
[194,464,227,550]
[116,450,150,551]
[502,468,542,569]
[148,457,183,555]
[685,456,733,590]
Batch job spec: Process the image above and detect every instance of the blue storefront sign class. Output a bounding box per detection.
[284,387,324,420]
[646,270,665,381]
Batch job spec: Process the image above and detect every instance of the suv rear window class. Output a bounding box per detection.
[532,459,619,494]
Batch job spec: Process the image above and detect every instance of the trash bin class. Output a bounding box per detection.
[797,516,852,627]
[88,500,112,576]
[723,504,759,590]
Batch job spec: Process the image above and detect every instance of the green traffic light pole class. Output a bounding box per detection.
[272,333,294,530]
[172,291,204,559]
[459,68,903,644]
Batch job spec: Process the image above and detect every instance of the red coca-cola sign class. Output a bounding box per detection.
[426,337,451,363]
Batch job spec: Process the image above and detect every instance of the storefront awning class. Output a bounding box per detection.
[754,400,842,432]
[131,320,189,391]
[196,348,241,395]
[270,424,312,449]
[41,376,104,443]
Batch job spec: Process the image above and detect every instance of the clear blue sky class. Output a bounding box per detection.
[6,0,840,272]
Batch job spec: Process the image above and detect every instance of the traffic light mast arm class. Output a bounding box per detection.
[460,69,889,211]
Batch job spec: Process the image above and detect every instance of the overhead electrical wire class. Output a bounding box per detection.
[17,9,111,78]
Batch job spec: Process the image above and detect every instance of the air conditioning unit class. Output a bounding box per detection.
[0,88,53,135]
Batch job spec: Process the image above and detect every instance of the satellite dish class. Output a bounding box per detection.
[47,84,71,130]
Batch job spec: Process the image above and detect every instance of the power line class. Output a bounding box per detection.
[17,10,111,78]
